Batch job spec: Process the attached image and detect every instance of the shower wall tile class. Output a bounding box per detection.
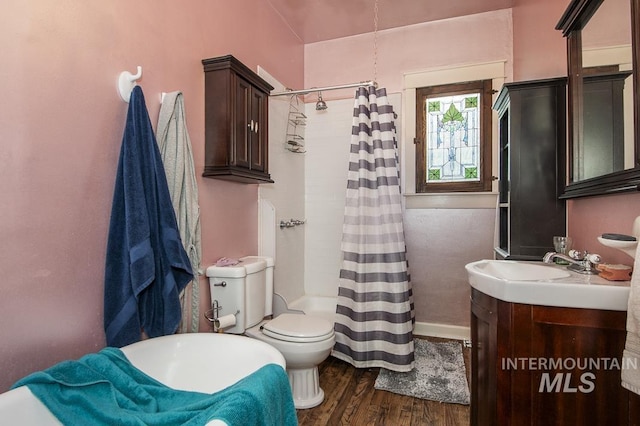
[261,92,306,304]
[304,99,353,297]
[304,94,403,298]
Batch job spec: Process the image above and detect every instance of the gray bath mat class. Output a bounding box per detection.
[374,339,470,405]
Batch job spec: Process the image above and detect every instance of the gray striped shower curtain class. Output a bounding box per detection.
[332,86,415,372]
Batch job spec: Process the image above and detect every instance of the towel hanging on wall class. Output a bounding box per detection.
[104,86,193,347]
[156,91,202,334]
[622,240,640,394]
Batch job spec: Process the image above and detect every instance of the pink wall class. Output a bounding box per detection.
[568,194,640,266]
[511,0,570,80]
[0,0,303,392]
[305,10,514,99]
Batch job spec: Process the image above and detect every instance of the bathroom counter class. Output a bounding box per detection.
[465,259,631,311]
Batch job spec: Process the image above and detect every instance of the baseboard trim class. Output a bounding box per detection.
[414,321,470,341]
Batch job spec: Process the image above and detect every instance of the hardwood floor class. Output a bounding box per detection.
[297,338,471,426]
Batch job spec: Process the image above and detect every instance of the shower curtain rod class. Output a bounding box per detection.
[270,80,377,97]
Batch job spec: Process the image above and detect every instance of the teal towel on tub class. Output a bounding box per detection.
[11,348,298,426]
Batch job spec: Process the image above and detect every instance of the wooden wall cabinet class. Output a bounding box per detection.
[493,78,567,260]
[471,288,640,425]
[202,55,274,183]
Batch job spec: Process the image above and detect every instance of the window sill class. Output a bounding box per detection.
[404,192,498,209]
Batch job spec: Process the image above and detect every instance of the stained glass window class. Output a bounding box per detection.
[425,93,480,183]
[415,80,492,193]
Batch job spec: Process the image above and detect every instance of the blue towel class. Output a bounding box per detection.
[11,347,298,426]
[104,86,193,347]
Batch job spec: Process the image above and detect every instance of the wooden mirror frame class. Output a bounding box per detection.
[556,0,640,198]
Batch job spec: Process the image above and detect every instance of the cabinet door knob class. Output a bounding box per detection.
[254,122,258,133]
[248,120,254,131]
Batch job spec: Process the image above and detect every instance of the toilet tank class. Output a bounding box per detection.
[205,257,268,333]
[240,256,274,316]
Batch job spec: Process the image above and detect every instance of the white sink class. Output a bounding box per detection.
[466,260,631,311]
[481,260,571,281]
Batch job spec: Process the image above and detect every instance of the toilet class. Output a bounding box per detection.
[206,256,335,409]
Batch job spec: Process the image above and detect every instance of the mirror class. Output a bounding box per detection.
[557,0,640,198]
[581,0,633,181]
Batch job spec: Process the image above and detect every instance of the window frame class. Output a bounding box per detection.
[415,80,493,193]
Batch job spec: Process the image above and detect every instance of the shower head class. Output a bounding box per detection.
[315,91,328,111]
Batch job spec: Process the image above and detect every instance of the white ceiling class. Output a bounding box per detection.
[266,0,514,44]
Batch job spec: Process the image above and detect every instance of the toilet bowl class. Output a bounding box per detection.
[246,313,335,409]
[206,256,335,409]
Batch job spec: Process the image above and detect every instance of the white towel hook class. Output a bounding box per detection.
[118,66,143,102]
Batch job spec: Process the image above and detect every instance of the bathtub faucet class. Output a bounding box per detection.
[542,250,601,274]
[279,219,305,229]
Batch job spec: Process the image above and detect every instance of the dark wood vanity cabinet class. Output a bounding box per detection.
[202,55,274,183]
[493,78,566,260]
[471,288,640,425]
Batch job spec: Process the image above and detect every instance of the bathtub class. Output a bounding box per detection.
[0,333,286,425]
[286,295,337,324]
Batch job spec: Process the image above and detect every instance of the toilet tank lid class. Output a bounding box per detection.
[205,258,267,278]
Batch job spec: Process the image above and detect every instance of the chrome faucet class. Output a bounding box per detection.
[279,218,306,229]
[543,250,602,274]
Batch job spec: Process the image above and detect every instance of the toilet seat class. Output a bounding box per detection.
[262,313,334,343]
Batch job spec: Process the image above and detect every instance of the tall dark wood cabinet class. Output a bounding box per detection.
[202,55,274,183]
[493,78,567,260]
